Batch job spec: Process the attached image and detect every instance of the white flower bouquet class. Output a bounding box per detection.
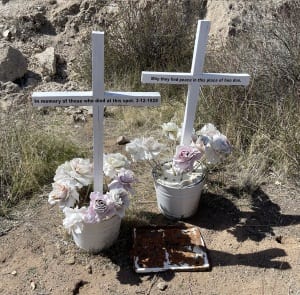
[49,155,135,240]
[125,122,232,219]
[126,122,232,186]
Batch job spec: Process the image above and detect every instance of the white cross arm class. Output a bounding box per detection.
[32,91,160,107]
[141,72,250,86]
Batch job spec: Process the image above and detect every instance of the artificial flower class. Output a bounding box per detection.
[108,168,135,193]
[199,123,221,138]
[125,138,147,161]
[195,124,232,164]
[85,191,116,223]
[103,153,129,178]
[172,145,203,173]
[108,188,130,218]
[126,137,164,161]
[54,158,93,187]
[63,206,87,234]
[48,179,79,208]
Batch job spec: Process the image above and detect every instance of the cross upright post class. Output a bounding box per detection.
[32,32,161,194]
[141,20,250,146]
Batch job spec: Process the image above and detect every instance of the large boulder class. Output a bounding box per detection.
[0,43,28,82]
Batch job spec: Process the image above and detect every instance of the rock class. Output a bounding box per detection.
[0,254,6,263]
[43,75,51,82]
[15,13,49,41]
[30,281,36,290]
[117,136,130,145]
[157,282,168,291]
[0,43,28,82]
[85,264,92,274]
[65,256,75,265]
[2,30,12,40]
[35,47,56,76]
[0,81,20,93]
[11,270,17,276]
[51,0,81,31]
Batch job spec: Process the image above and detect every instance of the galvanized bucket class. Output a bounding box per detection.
[72,215,121,253]
[153,163,205,219]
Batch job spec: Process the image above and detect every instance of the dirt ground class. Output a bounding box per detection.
[0,117,299,295]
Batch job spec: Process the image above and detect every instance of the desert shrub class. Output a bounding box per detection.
[105,0,207,74]
[73,0,207,99]
[73,0,299,184]
[0,107,86,214]
[198,0,300,181]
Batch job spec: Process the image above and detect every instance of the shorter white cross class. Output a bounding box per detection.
[32,32,160,193]
[141,20,250,145]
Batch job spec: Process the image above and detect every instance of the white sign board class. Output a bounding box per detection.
[141,20,250,145]
[32,32,160,193]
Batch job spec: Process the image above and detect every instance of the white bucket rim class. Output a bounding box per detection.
[152,161,206,189]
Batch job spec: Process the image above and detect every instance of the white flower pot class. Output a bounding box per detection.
[153,162,205,219]
[72,215,121,253]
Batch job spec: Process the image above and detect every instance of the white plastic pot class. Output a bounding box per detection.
[153,163,205,219]
[72,215,121,253]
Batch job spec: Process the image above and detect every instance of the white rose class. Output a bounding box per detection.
[142,137,164,160]
[103,153,129,178]
[63,206,87,234]
[69,158,93,186]
[125,138,145,162]
[48,179,79,208]
[54,158,93,187]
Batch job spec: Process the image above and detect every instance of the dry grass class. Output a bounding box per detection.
[0,106,87,215]
[3,0,299,213]
[72,0,299,191]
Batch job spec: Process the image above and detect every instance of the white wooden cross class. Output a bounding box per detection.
[142,20,250,145]
[32,32,160,193]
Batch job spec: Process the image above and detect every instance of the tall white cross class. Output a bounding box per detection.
[32,32,160,193]
[142,20,250,145]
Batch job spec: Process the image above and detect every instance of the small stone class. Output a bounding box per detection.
[117,136,130,145]
[0,256,6,263]
[11,270,17,276]
[86,264,92,274]
[30,281,36,290]
[65,256,75,265]
[3,29,12,40]
[43,75,51,82]
[157,282,168,291]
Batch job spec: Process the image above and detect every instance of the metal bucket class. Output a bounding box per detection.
[72,215,121,253]
[153,164,205,219]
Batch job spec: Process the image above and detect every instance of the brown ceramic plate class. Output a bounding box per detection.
[132,223,210,273]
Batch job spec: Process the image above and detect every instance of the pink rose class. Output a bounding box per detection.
[84,192,116,223]
[108,168,135,193]
[172,145,203,173]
